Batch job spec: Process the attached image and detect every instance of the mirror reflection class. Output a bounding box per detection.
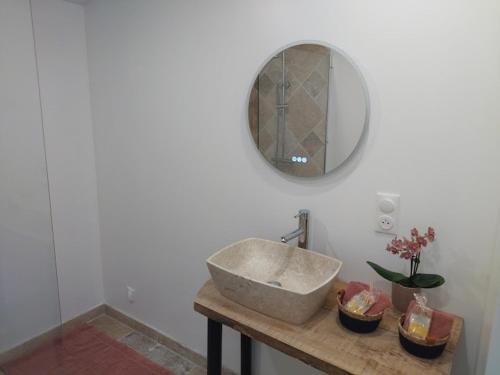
[248,43,368,177]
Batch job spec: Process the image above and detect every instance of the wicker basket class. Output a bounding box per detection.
[398,314,449,359]
[337,290,384,333]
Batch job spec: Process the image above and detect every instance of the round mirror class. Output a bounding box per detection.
[248,43,369,177]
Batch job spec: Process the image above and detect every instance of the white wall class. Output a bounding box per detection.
[0,0,61,351]
[31,0,104,322]
[84,1,500,374]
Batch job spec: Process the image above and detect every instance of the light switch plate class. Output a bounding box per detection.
[375,192,400,234]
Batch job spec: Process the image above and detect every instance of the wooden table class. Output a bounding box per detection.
[194,280,463,375]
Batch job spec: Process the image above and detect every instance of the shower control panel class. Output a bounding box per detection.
[291,156,308,163]
[272,156,309,164]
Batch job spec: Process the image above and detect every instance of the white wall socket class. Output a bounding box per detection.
[375,192,400,234]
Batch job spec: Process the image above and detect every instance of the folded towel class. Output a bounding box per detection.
[428,309,454,340]
[343,281,370,304]
[366,293,391,316]
[403,300,454,340]
[342,281,391,316]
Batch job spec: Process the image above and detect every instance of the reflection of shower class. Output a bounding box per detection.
[254,44,332,177]
[274,53,303,166]
[274,52,289,165]
[251,44,367,178]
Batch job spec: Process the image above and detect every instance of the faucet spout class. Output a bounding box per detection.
[281,228,304,243]
[280,209,309,249]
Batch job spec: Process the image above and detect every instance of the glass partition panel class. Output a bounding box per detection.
[0,0,61,369]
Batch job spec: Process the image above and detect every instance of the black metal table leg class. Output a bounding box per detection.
[207,319,222,375]
[241,334,252,375]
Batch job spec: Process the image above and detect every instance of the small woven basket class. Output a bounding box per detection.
[398,314,449,359]
[337,290,384,333]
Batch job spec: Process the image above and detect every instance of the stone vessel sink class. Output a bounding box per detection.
[206,238,342,324]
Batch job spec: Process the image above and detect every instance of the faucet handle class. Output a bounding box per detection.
[294,209,310,219]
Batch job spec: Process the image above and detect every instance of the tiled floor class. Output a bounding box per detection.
[0,314,218,375]
[88,315,206,375]
[88,314,134,339]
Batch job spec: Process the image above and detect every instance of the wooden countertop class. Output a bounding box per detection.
[194,279,463,375]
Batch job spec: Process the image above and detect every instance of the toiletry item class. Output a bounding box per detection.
[345,287,379,315]
[337,289,384,333]
[408,311,431,339]
[404,299,454,341]
[343,281,369,303]
[398,314,449,359]
[343,281,390,316]
[406,294,433,340]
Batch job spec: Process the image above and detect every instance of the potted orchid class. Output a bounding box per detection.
[367,227,444,311]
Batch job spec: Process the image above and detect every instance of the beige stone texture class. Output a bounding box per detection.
[207,238,342,324]
[88,314,134,339]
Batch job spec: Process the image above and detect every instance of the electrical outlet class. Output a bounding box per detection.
[377,215,394,231]
[375,192,400,234]
[127,286,135,303]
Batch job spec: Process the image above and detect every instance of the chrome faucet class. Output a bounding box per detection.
[281,209,309,249]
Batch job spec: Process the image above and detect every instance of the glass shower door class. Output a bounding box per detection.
[0,0,61,370]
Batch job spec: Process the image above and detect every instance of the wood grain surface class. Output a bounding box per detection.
[194,280,463,375]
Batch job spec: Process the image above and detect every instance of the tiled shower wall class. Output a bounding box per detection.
[250,44,330,177]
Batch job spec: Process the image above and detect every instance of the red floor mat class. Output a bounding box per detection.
[2,324,174,375]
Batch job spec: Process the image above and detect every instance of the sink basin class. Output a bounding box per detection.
[206,238,342,324]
